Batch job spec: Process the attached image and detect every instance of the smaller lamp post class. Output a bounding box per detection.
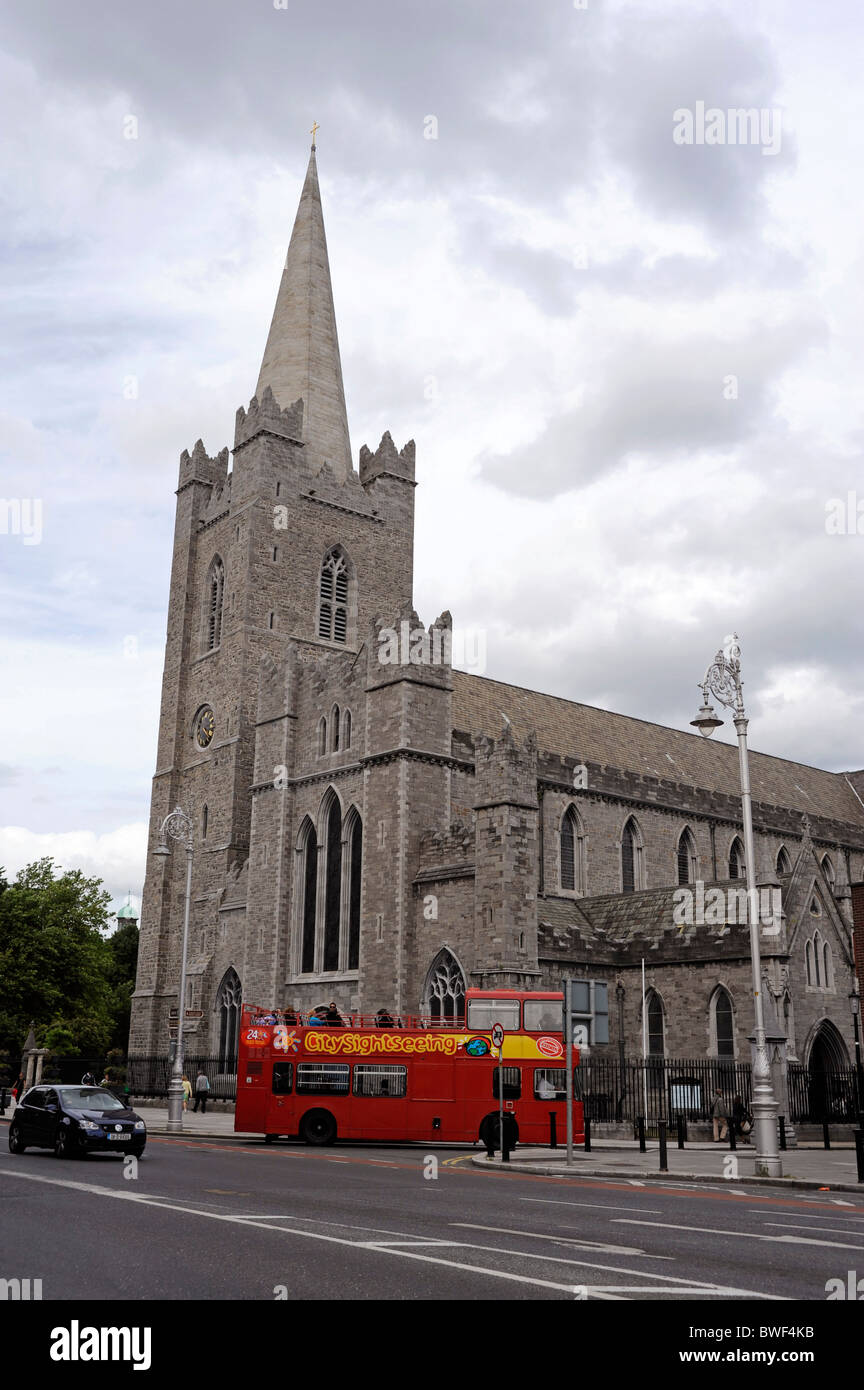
[153,806,195,1132]
[850,982,864,1128]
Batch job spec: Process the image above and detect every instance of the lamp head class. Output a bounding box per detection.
[153,843,170,858]
[690,701,724,738]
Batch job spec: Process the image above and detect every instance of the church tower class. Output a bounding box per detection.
[130,141,417,1052]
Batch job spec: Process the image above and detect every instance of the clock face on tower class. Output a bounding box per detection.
[195,706,215,748]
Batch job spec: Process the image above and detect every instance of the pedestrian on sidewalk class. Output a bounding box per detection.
[193,1070,210,1113]
[182,1074,192,1112]
[732,1094,752,1142]
[712,1089,729,1141]
[81,1070,96,1086]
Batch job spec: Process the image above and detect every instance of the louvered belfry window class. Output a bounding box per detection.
[560,812,576,891]
[622,822,636,893]
[206,558,225,650]
[319,549,348,643]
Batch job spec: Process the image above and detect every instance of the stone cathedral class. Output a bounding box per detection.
[130,146,864,1087]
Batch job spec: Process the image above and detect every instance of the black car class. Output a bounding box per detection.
[8,1085,147,1159]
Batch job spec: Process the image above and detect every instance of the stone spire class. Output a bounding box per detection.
[255,141,352,479]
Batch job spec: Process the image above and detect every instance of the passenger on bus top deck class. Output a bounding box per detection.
[375,1009,394,1028]
[325,1002,343,1027]
[307,1006,327,1027]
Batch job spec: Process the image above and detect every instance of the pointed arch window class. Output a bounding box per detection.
[560,806,585,893]
[776,846,791,875]
[821,854,836,891]
[322,796,342,972]
[216,968,241,1068]
[823,940,833,991]
[343,709,352,750]
[300,820,318,974]
[317,717,327,757]
[677,828,696,886]
[621,817,643,893]
[204,556,225,651]
[422,949,466,1023]
[202,805,208,840]
[331,705,340,752]
[729,837,745,880]
[813,931,823,986]
[347,812,362,971]
[805,939,814,986]
[645,990,665,1056]
[713,987,734,1057]
[318,548,349,643]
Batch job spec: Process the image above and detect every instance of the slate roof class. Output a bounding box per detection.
[452,670,864,828]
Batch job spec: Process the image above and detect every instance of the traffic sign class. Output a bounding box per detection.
[491,1022,505,1049]
[184,1009,203,1019]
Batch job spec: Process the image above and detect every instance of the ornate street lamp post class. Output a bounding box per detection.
[153,806,194,1133]
[850,982,864,1128]
[691,635,783,1177]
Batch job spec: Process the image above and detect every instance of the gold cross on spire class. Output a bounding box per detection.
[310,121,320,146]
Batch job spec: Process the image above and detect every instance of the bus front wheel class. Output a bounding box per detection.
[480,1113,519,1150]
[300,1110,337,1147]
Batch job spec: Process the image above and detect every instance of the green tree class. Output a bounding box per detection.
[0,858,115,1055]
[106,918,139,1050]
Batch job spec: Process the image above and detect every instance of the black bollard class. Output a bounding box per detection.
[0,1088,7,1116]
[728,1121,736,1151]
[637,1115,646,1153]
[658,1119,668,1172]
[584,1116,591,1153]
[549,1111,557,1149]
[676,1113,686,1149]
[501,1116,510,1164]
[854,1129,864,1184]
[779,1115,787,1151]
[823,1119,831,1151]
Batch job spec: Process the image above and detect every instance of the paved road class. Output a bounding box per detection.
[3,1133,864,1301]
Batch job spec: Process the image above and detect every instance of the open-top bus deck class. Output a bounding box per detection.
[235,989,583,1147]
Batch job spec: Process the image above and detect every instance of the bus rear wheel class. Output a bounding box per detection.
[479,1113,519,1150]
[299,1110,337,1147]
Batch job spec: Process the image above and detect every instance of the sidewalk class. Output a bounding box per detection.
[473,1139,864,1193]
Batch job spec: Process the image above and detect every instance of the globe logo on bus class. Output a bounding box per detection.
[536,1035,563,1059]
[466,1037,490,1057]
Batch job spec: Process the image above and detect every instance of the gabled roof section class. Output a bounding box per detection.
[256,144,352,480]
[452,670,864,829]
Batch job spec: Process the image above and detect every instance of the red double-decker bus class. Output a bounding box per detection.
[234,988,582,1148]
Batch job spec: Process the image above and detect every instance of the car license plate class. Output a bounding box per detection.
[107,1133,127,1140]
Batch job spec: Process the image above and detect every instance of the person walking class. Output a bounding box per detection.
[732,1094,752,1143]
[193,1070,210,1113]
[711,1089,729,1141]
[81,1070,96,1086]
[181,1074,192,1112]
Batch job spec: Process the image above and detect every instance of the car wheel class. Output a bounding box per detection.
[8,1123,26,1154]
[54,1127,73,1159]
[479,1113,519,1150]
[299,1109,337,1146]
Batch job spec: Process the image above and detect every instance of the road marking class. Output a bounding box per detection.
[452,1222,672,1258]
[613,1219,864,1251]
[0,1165,786,1298]
[761,1222,864,1237]
[520,1198,664,1215]
[747,1209,864,1222]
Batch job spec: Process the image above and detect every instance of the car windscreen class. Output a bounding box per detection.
[63,1089,126,1111]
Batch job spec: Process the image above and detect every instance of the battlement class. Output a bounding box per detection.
[359,431,416,487]
[234,385,305,451]
[474,722,539,808]
[178,439,229,491]
[366,605,453,689]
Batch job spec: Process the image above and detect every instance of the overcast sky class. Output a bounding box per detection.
[1,0,862,907]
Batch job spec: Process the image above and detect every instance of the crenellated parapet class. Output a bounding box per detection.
[366,604,453,692]
[178,439,229,493]
[359,431,416,488]
[234,385,304,451]
[474,723,539,811]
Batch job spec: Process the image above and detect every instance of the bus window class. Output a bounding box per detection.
[534,1068,566,1101]
[353,1065,407,1098]
[272,1062,293,1095]
[296,1063,350,1095]
[523,1001,561,1032]
[492,1066,521,1101]
[467,998,521,1031]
